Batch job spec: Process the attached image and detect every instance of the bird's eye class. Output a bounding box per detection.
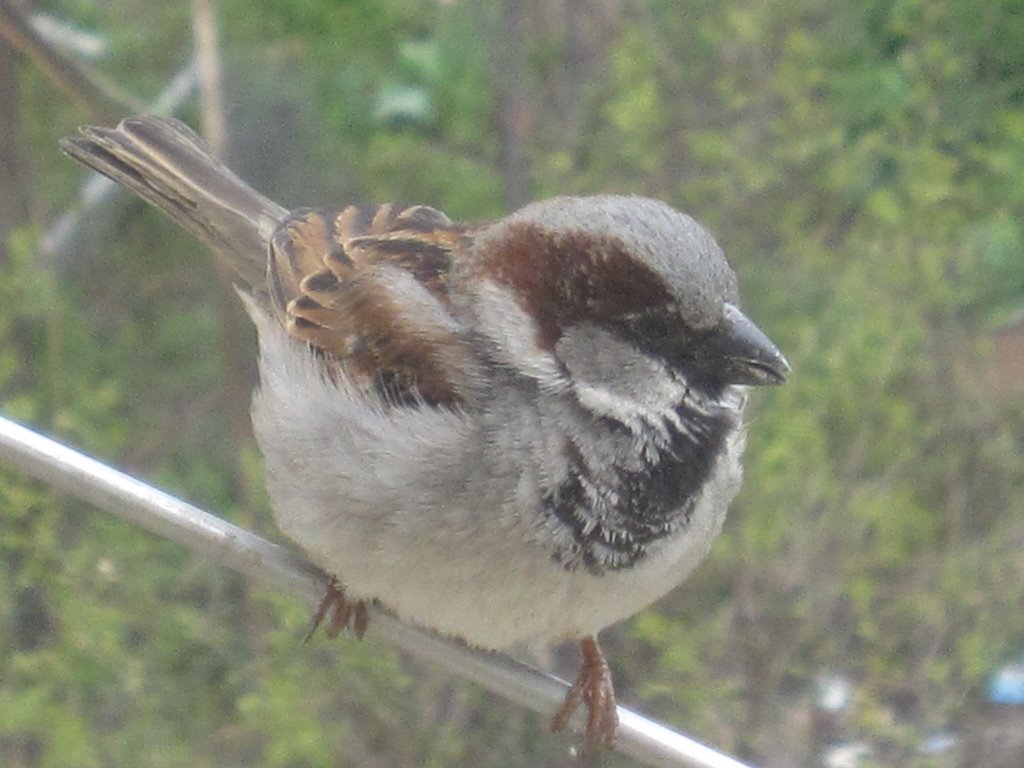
[625,313,676,346]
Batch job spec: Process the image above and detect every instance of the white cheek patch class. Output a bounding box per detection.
[555,324,686,421]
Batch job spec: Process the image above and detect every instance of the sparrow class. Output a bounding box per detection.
[61,115,789,754]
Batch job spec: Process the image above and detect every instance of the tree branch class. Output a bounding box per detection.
[0,0,143,121]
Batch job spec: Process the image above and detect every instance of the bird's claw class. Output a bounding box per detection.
[303,576,369,642]
[551,636,619,755]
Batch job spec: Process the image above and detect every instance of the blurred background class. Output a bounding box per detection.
[1,0,1023,766]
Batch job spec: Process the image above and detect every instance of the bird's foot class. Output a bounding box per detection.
[303,576,369,642]
[551,635,619,754]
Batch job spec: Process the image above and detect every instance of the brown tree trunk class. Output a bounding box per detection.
[494,0,532,209]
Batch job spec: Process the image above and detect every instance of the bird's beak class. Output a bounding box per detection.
[703,303,790,386]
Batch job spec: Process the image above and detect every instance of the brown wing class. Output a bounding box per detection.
[267,204,473,407]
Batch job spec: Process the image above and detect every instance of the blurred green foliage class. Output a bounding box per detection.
[2,0,1023,766]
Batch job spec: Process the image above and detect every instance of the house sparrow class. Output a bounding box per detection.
[61,115,789,753]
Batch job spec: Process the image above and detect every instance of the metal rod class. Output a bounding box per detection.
[0,413,757,768]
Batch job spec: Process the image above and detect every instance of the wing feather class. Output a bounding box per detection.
[268,205,474,407]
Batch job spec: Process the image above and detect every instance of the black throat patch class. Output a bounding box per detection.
[540,401,734,575]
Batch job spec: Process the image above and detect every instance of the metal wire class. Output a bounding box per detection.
[0,413,757,768]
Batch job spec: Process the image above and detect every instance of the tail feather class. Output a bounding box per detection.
[61,115,288,291]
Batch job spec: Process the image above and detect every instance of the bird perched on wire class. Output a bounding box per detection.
[62,115,789,754]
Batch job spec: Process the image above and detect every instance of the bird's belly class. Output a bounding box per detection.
[274,472,729,650]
